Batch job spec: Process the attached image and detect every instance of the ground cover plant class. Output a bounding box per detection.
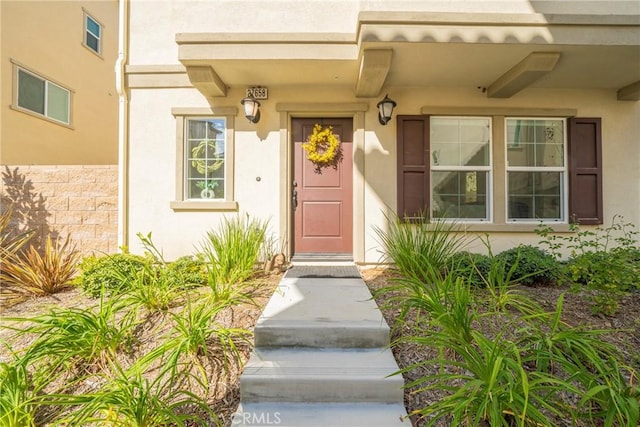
[368,212,640,426]
[0,214,281,426]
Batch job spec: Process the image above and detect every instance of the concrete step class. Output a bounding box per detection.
[240,348,404,404]
[232,402,409,426]
[254,277,391,348]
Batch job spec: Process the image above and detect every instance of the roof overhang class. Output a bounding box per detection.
[175,11,640,101]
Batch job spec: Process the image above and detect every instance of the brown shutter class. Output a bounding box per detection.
[397,115,430,219]
[568,117,603,225]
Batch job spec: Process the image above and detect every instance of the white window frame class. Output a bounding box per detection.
[504,117,569,224]
[430,116,493,223]
[170,108,238,211]
[11,61,73,127]
[83,10,103,56]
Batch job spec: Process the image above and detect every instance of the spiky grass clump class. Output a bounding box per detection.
[201,214,268,286]
[1,235,79,305]
[373,210,468,283]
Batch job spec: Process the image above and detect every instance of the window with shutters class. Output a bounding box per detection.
[397,114,602,226]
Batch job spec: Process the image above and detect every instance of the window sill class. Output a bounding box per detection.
[10,105,73,129]
[81,42,103,59]
[457,223,573,233]
[170,200,238,211]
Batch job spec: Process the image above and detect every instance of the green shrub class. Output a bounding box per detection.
[537,215,640,315]
[567,247,640,315]
[448,251,492,288]
[496,245,560,287]
[76,253,150,297]
[164,255,207,289]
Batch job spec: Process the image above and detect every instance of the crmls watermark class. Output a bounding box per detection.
[231,411,282,425]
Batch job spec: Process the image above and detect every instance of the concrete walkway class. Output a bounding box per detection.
[233,264,408,426]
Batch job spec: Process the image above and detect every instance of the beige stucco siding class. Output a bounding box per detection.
[123,0,640,262]
[125,82,639,261]
[1,0,118,165]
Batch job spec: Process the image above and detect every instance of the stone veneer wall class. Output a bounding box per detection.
[0,165,118,256]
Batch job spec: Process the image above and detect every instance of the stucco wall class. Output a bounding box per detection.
[362,88,640,261]
[1,165,119,257]
[124,81,640,261]
[123,0,640,262]
[0,0,118,165]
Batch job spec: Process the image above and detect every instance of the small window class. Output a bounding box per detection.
[506,118,567,222]
[84,13,102,54]
[185,118,226,200]
[430,117,492,221]
[16,67,70,125]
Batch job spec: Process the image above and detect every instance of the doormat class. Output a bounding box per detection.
[284,265,361,279]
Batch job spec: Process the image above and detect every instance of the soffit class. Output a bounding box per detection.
[177,43,640,92]
[175,13,640,98]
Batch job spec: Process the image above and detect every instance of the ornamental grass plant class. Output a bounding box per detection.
[1,234,79,305]
[201,214,268,286]
[44,361,217,427]
[4,295,137,375]
[0,214,278,426]
[0,356,46,427]
[373,210,468,283]
[137,295,253,392]
[377,242,639,426]
[386,273,639,425]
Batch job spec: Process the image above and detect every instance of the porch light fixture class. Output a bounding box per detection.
[376,94,396,125]
[240,96,261,123]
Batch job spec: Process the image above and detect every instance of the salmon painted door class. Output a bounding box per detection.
[293,118,353,255]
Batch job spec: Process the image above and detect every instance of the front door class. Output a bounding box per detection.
[292,118,353,256]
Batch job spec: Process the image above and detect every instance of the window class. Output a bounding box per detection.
[186,118,226,200]
[430,117,491,221]
[397,113,602,227]
[15,66,71,125]
[170,107,238,211]
[506,118,567,222]
[84,13,102,54]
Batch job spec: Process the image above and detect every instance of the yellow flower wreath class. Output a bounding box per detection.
[302,124,341,168]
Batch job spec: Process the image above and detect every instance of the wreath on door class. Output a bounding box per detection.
[301,124,342,172]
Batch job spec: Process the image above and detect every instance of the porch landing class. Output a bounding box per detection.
[233,264,408,426]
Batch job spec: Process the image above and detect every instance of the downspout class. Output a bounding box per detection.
[115,0,129,250]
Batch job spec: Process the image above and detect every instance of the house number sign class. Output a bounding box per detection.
[246,87,268,100]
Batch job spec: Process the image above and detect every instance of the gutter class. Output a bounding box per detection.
[115,0,129,251]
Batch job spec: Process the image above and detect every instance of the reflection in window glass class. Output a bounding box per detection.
[186,118,226,200]
[16,67,70,124]
[85,15,101,54]
[506,118,566,221]
[432,171,488,220]
[17,69,45,114]
[47,83,69,123]
[430,117,491,221]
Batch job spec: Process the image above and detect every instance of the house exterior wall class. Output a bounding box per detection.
[1,1,119,255]
[123,0,640,262]
[0,165,119,254]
